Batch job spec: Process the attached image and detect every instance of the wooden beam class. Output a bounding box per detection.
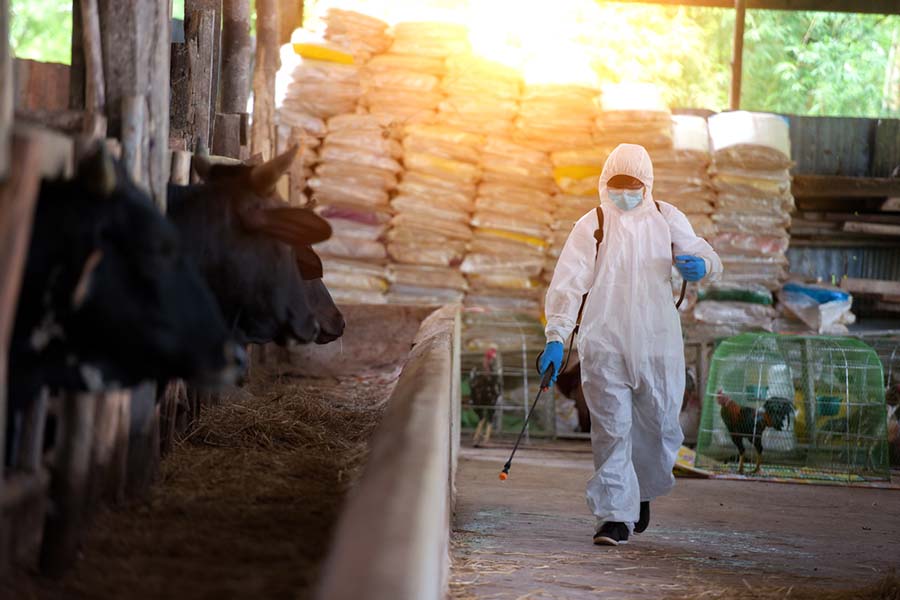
[187,9,217,150]
[843,221,900,237]
[601,0,900,15]
[220,0,251,114]
[792,175,900,198]
[147,0,172,212]
[841,277,900,296]
[883,198,900,212]
[80,0,105,115]
[730,0,746,111]
[212,111,241,157]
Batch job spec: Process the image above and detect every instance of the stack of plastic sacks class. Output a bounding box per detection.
[438,54,521,136]
[311,114,403,304]
[360,46,447,126]
[322,8,390,63]
[685,283,778,339]
[515,84,598,153]
[275,30,362,138]
[775,283,856,335]
[385,124,483,305]
[708,111,794,291]
[650,115,716,239]
[594,84,673,153]
[463,137,555,315]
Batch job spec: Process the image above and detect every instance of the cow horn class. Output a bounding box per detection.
[192,153,213,181]
[250,145,298,193]
[79,144,117,197]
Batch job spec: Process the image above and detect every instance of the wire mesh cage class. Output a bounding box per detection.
[862,334,900,467]
[696,333,890,482]
[461,310,555,445]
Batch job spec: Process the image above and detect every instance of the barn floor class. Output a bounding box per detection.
[451,442,900,600]
[7,366,399,600]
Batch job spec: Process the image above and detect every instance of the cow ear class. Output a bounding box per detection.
[78,145,117,197]
[249,145,298,193]
[239,206,332,246]
[295,245,324,280]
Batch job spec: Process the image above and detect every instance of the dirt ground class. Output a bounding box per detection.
[451,442,900,600]
[4,367,399,600]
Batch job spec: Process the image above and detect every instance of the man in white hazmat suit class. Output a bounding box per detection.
[539,143,722,546]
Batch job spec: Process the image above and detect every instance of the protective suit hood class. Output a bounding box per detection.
[598,144,655,208]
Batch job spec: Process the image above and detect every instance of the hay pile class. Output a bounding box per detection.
[27,371,395,600]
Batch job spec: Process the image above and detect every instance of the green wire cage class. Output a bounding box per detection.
[696,333,890,483]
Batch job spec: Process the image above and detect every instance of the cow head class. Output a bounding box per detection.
[171,147,334,345]
[13,147,244,400]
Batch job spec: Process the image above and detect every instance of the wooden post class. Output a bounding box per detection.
[0,0,10,179]
[220,0,251,115]
[170,150,193,184]
[110,391,130,504]
[187,9,217,151]
[80,0,105,115]
[252,0,279,160]
[125,382,159,499]
[730,0,746,111]
[69,0,86,111]
[147,0,172,212]
[121,95,146,186]
[39,393,97,576]
[278,0,303,46]
[87,391,126,510]
[212,112,242,158]
[186,0,222,144]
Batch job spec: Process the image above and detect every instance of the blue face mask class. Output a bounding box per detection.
[608,188,644,211]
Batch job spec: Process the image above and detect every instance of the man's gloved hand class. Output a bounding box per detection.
[538,341,564,385]
[675,255,707,282]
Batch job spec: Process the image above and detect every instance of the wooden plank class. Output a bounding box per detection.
[872,119,900,178]
[187,9,216,150]
[251,0,278,160]
[125,382,159,499]
[212,112,241,158]
[793,175,900,198]
[843,221,900,237]
[1,0,10,181]
[883,198,900,212]
[730,0,745,110]
[220,0,251,114]
[39,393,97,576]
[841,278,900,296]
[69,0,86,111]
[602,0,900,14]
[12,59,71,113]
[110,392,130,504]
[822,212,900,224]
[186,0,222,144]
[170,149,192,184]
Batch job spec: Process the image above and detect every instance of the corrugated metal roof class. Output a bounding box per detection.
[787,246,900,282]
[786,115,877,177]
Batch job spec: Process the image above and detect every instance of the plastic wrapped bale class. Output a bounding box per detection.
[708,111,794,290]
[594,83,674,151]
[437,55,521,136]
[323,9,390,63]
[514,84,598,153]
[696,333,890,482]
[651,115,716,238]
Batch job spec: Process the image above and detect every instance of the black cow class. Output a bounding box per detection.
[167,146,343,346]
[7,147,244,460]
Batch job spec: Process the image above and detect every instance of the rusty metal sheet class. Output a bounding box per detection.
[787,115,876,177]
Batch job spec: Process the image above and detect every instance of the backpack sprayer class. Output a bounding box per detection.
[499,204,688,481]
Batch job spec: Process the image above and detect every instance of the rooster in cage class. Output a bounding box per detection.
[888,384,900,466]
[470,347,502,447]
[716,391,795,474]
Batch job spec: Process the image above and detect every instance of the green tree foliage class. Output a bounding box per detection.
[7,1,900,117]
[10,0,73,64]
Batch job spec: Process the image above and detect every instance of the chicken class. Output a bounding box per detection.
[716,391,794,474]
[887,383,900,409]
[470,347,502,447]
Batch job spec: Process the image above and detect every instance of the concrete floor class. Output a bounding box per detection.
[450,443,900,599]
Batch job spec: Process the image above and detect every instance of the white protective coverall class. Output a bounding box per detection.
[544,144,722,529]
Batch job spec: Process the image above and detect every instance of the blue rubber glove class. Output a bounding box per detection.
[538,341,564,385]
[675,255,707,282]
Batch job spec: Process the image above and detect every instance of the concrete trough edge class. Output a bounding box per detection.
[315,304,462,600]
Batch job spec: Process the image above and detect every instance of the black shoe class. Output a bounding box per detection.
[634,501,650,533]
[593,522,629,546]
